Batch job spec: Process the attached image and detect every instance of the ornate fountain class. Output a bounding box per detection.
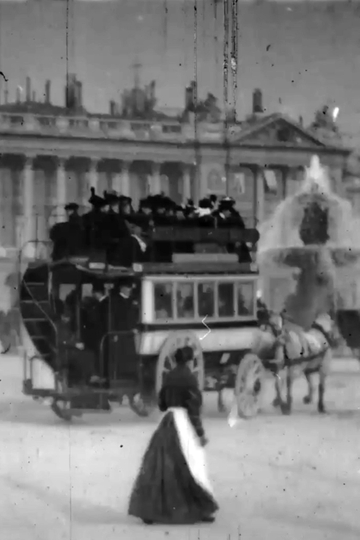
[258,155,360,330]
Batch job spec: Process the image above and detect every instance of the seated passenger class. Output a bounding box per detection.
[214,197,245,229]
[57,309,96,387]
[82,188,108,252]
[65,202,85,255]
[119,195,134,217]
[114,214,150,266]
[196,198,216,228]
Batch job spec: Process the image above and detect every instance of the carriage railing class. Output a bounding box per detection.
[99,330,139,381]
[18,239,59,366]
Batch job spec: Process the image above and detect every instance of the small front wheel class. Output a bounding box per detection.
[128,393,155,418]
[234,353,265,419]
[51,398,73,421]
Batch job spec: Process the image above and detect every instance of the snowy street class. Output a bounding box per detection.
[1,355,360,540]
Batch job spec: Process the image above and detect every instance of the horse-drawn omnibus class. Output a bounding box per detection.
[20,219,264,421]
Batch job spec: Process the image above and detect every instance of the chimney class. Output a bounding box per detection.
[4,81,8,104]
[16,86,21,103]
[65,74,77,109]
[45,80,51,103]
[110,100,115,116]
[299,115,303,127]
[185,81,196,110]
[32,90,36,102]
[75,80,82,108]
[252,88,263,114]
[26,76,31,102]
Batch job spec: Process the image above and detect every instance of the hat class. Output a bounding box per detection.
[65,202,79,211]
[199,197,213,210]
[209,194,218,204]
[92,281,105,294]
[118,276,134,288]
[119,195,132,205]
[125,213,149,229]
[103,190,119,204]
[139,197,153,210]
[88,187,106,208]
[219,196,236,208]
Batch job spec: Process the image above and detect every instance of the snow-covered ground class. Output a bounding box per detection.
[1,355,360,540]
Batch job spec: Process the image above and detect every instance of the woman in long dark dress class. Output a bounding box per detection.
[128,346,219,525]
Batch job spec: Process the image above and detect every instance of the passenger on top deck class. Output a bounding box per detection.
[65,202,85,256]
[214,196,245,229]
[104,191,130,263]
[196,198,216,228]
[119,195,134,217]
[82,188,108,252]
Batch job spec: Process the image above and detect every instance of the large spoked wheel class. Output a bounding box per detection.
[156,331,205,395]
[234,353,265,419]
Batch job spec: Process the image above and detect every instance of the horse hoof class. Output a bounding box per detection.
[280,406,291,416]
[318,407,327,414]
[303,396,311,405]
[272,398,281,408]
[218,404,227,414]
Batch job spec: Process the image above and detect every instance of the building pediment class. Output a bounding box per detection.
[231,113,327,148]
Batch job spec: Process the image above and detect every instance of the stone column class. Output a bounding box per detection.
[150,162,162,194]
[22,155,36,256]
[56,157,67,222]
[181,163,191,204]
[88,157,99,193]
[254,165,265,227]
[120,161,131,196]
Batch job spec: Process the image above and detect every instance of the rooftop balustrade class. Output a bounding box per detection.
[0,112,242,143]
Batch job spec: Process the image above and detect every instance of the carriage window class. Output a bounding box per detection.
[218,282,235,317]
[154,283,173,320]
[237,281,255,316]
[176,282,195,319]
[198,282,215,318]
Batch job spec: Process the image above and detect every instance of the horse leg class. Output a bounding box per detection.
[318,351,330,414]
[303,371,314,404]
[273,374,283,408]
[280,370,293,415]
[217,386,226,413]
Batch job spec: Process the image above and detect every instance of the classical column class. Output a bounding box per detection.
[150,162,162,194]
[88,157,99,193]
[254,165,265,227]
[120,161,131,196]
[56,158,67,222]
[181,163,191,203]
[22,155,36,256]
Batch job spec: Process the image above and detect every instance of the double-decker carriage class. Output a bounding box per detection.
[20,218,264,421]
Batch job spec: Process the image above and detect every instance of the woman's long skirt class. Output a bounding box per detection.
[128,407,218,525]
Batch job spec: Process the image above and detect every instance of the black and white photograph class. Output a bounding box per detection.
[0,0,360,538]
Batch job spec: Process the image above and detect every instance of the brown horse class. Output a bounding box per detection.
[267,312,337,415]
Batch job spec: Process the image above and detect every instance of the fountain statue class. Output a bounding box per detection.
[258,155,360,330]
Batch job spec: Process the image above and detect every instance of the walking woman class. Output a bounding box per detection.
[128,346,218,525]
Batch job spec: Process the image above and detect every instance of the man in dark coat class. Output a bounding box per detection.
[105,279,138,381]
[65,202,85,255]
[82,188,108,252]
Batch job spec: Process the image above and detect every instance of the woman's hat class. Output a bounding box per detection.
[219,196,236,209]
[104,190,119,204]
[65,202,79,211]
[88,187,106,208]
